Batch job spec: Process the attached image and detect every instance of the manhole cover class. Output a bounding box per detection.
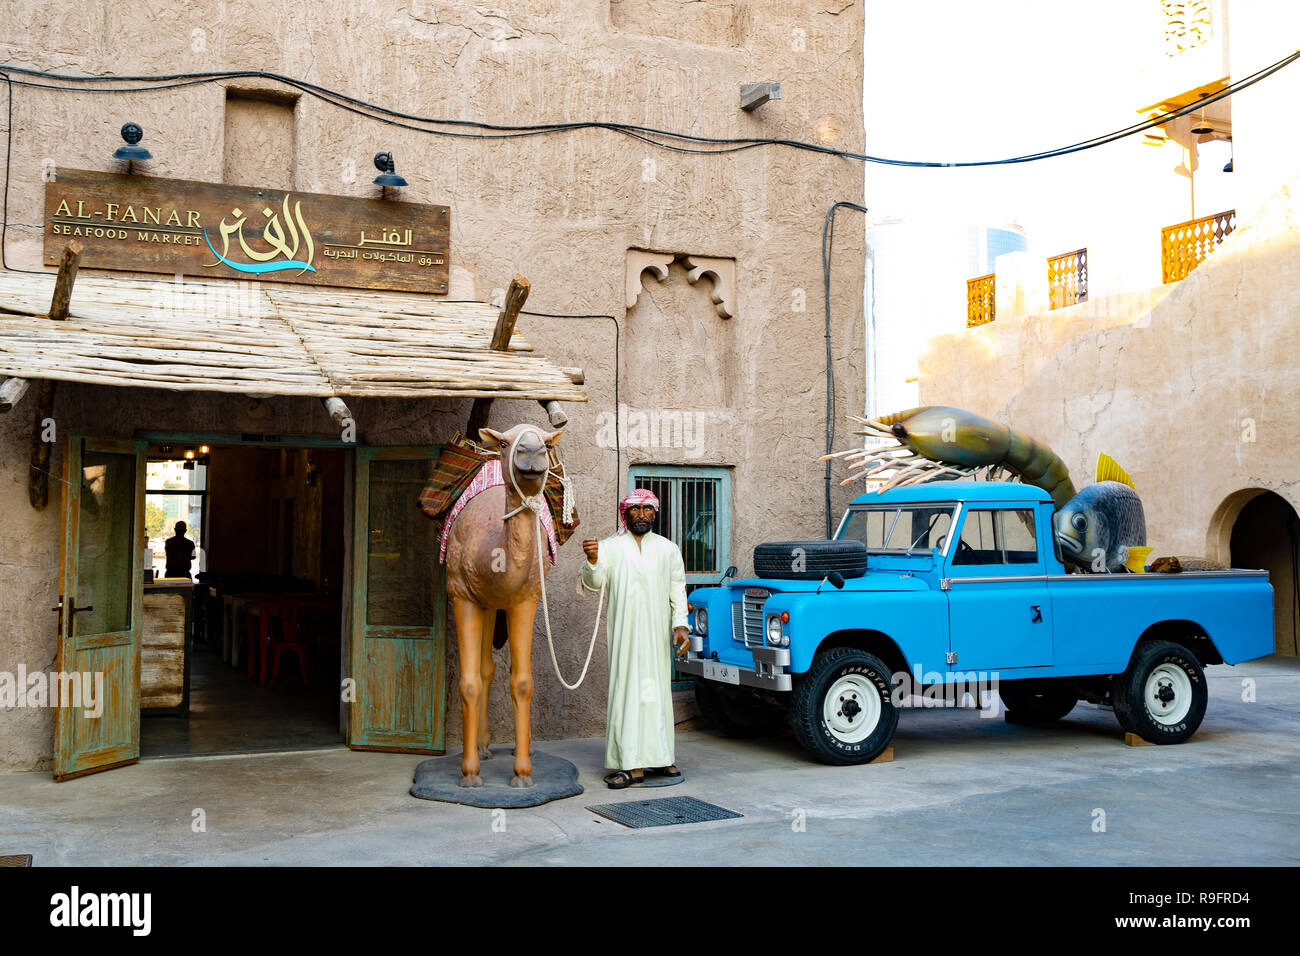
[0,855,32,867]
[586,795,742,829]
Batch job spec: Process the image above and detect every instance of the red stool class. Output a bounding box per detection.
[266,599,311,689]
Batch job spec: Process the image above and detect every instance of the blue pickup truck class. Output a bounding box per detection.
[678,482,1274,764]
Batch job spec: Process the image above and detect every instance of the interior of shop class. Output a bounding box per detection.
[139,441,349,758]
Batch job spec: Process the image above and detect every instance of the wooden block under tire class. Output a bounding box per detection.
[1124,732,1155,747]
[871,747,894,764]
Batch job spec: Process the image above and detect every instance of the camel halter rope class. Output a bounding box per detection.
[501,426,603,691]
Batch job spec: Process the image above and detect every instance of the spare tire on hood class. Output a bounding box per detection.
[752,539,867,580]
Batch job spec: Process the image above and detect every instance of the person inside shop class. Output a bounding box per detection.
[581,489,690,788]
[164,521,197,580]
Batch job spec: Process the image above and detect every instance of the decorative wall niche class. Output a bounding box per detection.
[626,249,735,319]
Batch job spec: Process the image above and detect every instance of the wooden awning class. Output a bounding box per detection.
[0,271,586,402]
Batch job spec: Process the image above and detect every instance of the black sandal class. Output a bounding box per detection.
[647,765,681,778]
[604,770,645,789]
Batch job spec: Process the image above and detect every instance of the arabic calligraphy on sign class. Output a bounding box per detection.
[204,194,316,274]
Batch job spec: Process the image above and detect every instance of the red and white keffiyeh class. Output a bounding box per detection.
[618,488,660,533]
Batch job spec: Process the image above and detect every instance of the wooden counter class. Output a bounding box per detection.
[142,580,193,716]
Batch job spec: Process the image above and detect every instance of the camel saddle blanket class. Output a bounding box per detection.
[419,441,579,542]
[435,458,560,567]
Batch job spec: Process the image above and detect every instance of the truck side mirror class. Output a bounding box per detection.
[719,565,738,585]
[822,571,845,590]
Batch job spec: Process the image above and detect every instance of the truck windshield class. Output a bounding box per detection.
[838,505,956,555]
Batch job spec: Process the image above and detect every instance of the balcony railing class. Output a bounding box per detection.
[1161,209,1235,283]
[966,273,995,327]
[1047,248,1088,310]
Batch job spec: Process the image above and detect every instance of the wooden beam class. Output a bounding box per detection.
[0,377,29,413]
[466,274,530,435]
[538,399,567,428]
[559,366,585,385]
[322,396,352,427]
[28,243,82,510]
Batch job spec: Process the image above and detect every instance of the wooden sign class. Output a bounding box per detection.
[44,168,449,294]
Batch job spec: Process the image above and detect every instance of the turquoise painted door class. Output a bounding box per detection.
[54,438,146,780]
[349,446,447,753]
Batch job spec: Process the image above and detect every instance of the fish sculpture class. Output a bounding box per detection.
[1052,455,1147,572]
[824,405,1148,572]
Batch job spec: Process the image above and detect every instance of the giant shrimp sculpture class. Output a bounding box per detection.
[825,405,1146,573]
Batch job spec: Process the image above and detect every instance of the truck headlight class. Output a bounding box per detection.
[694,607,708,636]
[766,613,782,646]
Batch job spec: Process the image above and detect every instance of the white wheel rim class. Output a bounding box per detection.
[824,674,881,744]
[1145,663,1193,726]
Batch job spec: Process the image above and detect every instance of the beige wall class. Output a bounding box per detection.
[918,170,1300,652]
[0,1,866,769]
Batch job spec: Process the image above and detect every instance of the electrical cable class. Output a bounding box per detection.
[0,46,1295,164]
[822,201,868,538]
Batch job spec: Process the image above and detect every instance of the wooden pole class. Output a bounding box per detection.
[322,396,352,427]
[48,241,83,321]
[466,274,530,436]
[28,242,82,510]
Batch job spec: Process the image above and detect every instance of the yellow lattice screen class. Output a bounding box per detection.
[1161,210,1235,283]
[1047,248,1088,310]
[966,273,995,327]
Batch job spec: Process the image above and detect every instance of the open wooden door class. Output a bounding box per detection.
[53,437,146,780]
[349,446,447,753]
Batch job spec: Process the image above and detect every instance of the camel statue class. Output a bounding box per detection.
[444,424,563,788]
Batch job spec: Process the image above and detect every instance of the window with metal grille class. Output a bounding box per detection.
[628,466,732,592]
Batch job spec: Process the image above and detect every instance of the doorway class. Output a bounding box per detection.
[140,441,350,758]
[1229,491,1300,657]
[54,434,448,779]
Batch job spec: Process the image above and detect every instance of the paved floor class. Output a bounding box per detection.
[2,657,1297,866]
[142,641,339,759]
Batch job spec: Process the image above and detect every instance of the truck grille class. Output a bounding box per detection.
[736,589,769,648]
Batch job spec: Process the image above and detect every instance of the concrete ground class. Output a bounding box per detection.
[1,657,1297,866]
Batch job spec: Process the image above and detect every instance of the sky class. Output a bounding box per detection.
[861,0,1235,258]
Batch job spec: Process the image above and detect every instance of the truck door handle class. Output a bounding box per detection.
[1030,605,1042,624]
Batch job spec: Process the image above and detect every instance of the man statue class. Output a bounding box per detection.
[164,521,196,580]
[581,489,689,788]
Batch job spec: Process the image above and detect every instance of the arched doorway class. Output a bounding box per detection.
[1229,491,1300,657]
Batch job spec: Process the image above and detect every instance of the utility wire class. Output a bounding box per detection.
[823,201,868,538]
[0,47,1296,164]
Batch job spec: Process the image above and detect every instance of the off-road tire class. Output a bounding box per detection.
[752,539,868,581]
[694,680,787,738]
[791,647,898,764]
[1112,640,1206,744]
[1000,682,1078,724]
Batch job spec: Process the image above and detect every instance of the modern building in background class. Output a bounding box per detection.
[866,219,1025,414]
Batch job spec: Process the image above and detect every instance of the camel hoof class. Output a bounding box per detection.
[477,744,493,760]
[459,773,484,788]
[509,774,535,789]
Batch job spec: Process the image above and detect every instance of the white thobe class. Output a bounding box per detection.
[581,531,689,770]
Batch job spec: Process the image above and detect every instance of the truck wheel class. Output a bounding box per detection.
[791,647,898,765]
[1112,640,1207,744]
[1000,682,1078,724]
[694,681,787,738]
